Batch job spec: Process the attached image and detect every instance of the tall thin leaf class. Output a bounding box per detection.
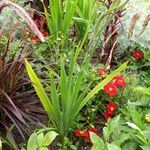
[25,59,52,114]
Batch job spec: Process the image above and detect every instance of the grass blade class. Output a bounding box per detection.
[25,59,52,114]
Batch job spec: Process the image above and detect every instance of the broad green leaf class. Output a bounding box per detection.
[142,130,150,139]
[112,133,131,146]
[126,105,143,129]
[42,131,58,146]
[90,132,104,150]
[27,133,38,150]
[37,133,44,147]
[91,144,103,150]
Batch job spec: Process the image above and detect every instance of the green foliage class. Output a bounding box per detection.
[90,126,123,150]
[27,128,58,150]
[45,0,78,44]
[135,86,150,96]
[74,0,98,39]
[90,113,150,150]
[57,137,77,150]
[25,52,127,138]
[90,132,104,150]
[103,115,121,142]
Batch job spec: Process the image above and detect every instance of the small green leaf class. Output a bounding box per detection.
[126,122,143,135]
[103,127,110,141]
[108,115,120,133]
[42,131,58,146]
[70,145,77,150]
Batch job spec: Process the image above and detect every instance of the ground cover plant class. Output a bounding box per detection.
[0,0,150,150]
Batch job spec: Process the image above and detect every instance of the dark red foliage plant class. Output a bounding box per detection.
[100,0,127,67]
[0,1,45,147]
[0,38,38,146]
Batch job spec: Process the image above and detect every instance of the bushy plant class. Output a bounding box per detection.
[25,48,128,140]
[90,114,150,150]
[26,128,58,150]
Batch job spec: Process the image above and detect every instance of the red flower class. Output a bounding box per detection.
[103,83,118,97]
[132,50,144,60]
[98,68,106,79]
[75,127,98,142]
[104,111,112,120]
[104,102,118,120]
[86,128,98,142]
[74,130,88,137]
[106,102,117,112]
[112,75,127,88]
[88,127,98,134]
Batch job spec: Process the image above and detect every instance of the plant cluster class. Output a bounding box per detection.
[0,0,150,150]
